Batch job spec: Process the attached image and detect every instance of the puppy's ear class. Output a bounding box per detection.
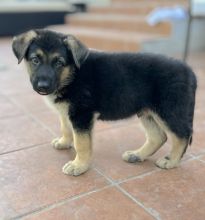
[64,35,89,69]
[12,30,37,64]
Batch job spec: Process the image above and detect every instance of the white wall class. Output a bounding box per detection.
[192,0,205,15]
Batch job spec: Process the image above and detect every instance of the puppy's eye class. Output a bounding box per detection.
[55,59,64,68]
[31,57,40,65]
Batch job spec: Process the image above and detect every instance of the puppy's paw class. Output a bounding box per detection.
[155,156,179,169]
[122,150,144,163]
[52,137,73,150]
[62,160,90,176]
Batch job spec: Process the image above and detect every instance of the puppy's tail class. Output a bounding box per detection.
[189,135,193,146]
[181,135,193,159]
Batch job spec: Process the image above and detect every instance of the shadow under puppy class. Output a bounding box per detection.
[12,29,197,176]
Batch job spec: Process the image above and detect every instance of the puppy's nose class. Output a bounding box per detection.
[37,81,49,92]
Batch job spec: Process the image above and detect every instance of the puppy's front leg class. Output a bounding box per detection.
[52,115,73,149]
[62,130,92,176]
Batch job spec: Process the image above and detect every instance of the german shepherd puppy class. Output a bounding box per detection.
[12,29,197,176]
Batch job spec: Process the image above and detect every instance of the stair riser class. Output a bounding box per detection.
[112,0,186,3]
[90,2,187,15]
[69,34,141,51]
[67,18,171,35]
[89,7,153,15]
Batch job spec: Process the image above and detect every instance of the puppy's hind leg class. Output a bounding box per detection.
[155,133,189,169]
[122,114,167,163]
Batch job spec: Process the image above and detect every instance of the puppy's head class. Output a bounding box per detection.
[12,29,89,95]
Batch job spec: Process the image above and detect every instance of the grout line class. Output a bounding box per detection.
[4,80,204,219]
[94,167,115,184]
[13,185,113,220]
[0,142,50,156]
[197,158,205,164]
[15,167,161,220]
[95,150,197,186]
[181,152,205,164]
[187,152,205,160]
[117,169,159,184]
[5,90,146,138]
[0,113,25,120]
[94,167,161,220]
[6,93,139,137]
[94,154,202,220]
[7,92,141,136]
[12,153,205,220]
[9,149,203,219]
[94,165,160,185]
[180,155,197,164]
[95,121,140,134]
[7,96,57,137]
[27,112,57,137]
[116,185,161,220]
[193,154,205,164]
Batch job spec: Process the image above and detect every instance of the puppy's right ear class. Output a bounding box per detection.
[12,30,37,64]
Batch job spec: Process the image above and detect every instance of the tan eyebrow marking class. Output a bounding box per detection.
[49,53,66,62]
[30,49,44,58]
[30,49,46,62]
[36,49,44,56]
[49,52,61,60]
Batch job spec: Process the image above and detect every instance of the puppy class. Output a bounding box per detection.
[12,29,197,176]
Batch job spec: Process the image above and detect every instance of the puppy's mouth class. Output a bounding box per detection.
[32,80,57,96]
[34,83,55,96]
[37,91,50,95]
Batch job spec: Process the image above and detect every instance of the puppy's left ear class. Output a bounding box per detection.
[12,30,37,64]
[64,35,89,69]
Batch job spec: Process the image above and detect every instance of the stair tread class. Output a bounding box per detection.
[91,2,187,9]
[69,13,151,21]
[113,0,187,3]
[89,2,187,16]
[49,25,164,42]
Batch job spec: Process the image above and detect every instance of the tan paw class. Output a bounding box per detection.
[62,160,90,176]
[51,137,73,150]
[122,150,144,163]
[155,156,179,169]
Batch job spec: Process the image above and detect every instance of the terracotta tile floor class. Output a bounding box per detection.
[0,38,205,220]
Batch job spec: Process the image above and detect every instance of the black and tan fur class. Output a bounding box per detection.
[12,29,197,176]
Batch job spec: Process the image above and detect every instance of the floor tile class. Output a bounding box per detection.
[200,155,205,162]
[92,124,191,181]
[0,144,108,219]
[0,39,204,220]
[0,95,23,118]
[190,130,205,156]
[25,187,154,220]
[32,110,60,135]
[32,115,191,182]
[121,160,205,220]
[9,92,49,113]
[0,115,54,154]
[190,110,205,156]
[94,115,139,132]
[34,111,139,137]
[0,68,33,96]
[34,109,139,133]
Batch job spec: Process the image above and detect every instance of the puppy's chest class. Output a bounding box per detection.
[44,95,69,116]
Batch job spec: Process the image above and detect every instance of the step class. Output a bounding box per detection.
[48,25,164,51]
[89,2,187,15]
[65,13,171,35]
[112,0,187,3]
[89,4,156,15]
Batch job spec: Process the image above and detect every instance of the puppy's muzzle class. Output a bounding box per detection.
[36,80,51,95]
